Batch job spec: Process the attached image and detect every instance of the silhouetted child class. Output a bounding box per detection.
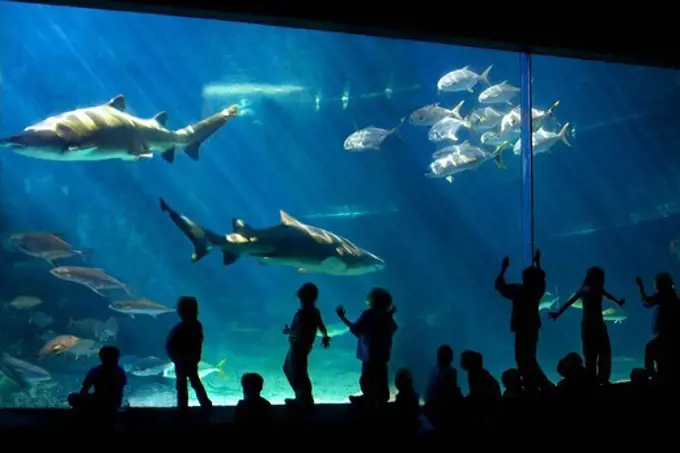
[395,368,420,417]
[628,367,650,398]
[495,250,551,393]
[166,296,212,412]
[636,273,679,380]
[234,373,273,426]
[460,350,501,400]
[424,344,462,406]
[555,352,587,399]
[282,282,330,407]
[501,368,524,398]
[337,288,398,406]
[550,267,625,384]
[68,345,126,420]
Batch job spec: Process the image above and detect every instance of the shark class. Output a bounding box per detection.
[0,95,238,163]
[159,197,386,276]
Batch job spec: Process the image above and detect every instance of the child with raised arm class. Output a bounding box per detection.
[549,267,625,384]
[337,288,398,406]
[635,273,679,379]
[495,249,551,393]
[282,282,331,408]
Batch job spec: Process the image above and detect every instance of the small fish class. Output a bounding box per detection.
[162,358,228,380]
[108,298,174,319]
[8,232,89,267]
[500,101,560,136]
[409,101,464,126]
[437,65,492,93]
[512,124,571,156]
[317,322,350,338]
[466,106,505,132]
[95,316,119,341]
[49,266,131,297]
[38,334,80,358]
[38,330,58,343]
[7,295,42,310]
[478,81,520,105]
[425,141,505,183]
[68,317,104,337]
[480,130,507,146]
[428,116,470,143]
[65,339,100,359]
[123,356,169,377]
[28,311,54,328]
[343,119,405,151]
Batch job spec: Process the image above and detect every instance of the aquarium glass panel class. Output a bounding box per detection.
[0,2,522,407]
[532,55,680,382]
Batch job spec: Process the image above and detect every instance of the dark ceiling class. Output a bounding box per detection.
[13,0,680,70]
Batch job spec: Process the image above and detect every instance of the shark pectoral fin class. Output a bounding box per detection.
[153,111,168,127]
[222,251,238,266]
[446,175,454,183]
[108,95,126,111]
[161,146,176,164]
[297,268,310,273]
[184,142,200,161]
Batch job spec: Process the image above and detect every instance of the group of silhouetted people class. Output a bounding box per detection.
[67,249,680,433]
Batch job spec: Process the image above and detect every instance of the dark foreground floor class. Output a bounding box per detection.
[1,384,678,445]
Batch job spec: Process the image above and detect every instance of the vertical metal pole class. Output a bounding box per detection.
[520,52,534,268]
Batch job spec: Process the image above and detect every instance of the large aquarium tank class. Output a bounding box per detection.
[0,1,678,408]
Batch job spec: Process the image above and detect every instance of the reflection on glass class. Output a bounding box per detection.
[0,2,522,407]
[533,56,680,383]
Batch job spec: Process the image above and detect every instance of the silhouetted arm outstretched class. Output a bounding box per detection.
[549,291,581,320]
[636,276,655,307]
[495,256,523,300]
[603,289,625,307]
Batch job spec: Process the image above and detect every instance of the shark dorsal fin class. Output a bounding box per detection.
[280,210,298,226]
[232,218,252,234]
[153,112,168,127]
[107,95,125,111]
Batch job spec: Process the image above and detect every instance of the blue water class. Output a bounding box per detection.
[0,2,679,407]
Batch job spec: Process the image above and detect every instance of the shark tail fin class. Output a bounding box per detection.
[159,197,220,263]
[216,358,228,380]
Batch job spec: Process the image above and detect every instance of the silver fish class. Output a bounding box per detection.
[343,119,405,151]
[50,266,130,297]
[478,81,520,105]
[409,101,464,126]
[428,117,470,143]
